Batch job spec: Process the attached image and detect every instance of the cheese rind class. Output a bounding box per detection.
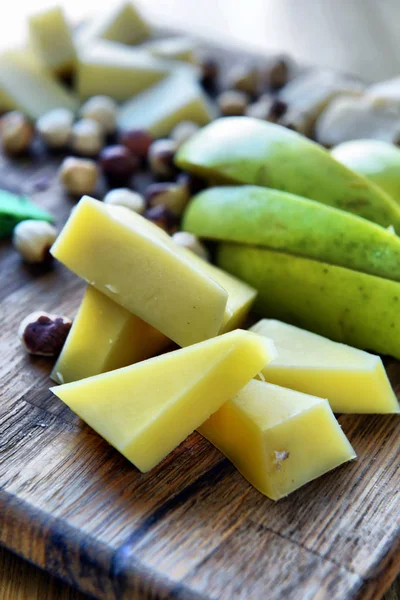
[51,286,170,384]
[199,380,356,500]
[118,68,213,136]
[0,52,78,119]
[76,41,170,101]
[51,330,275,472]
[28,7,77,75]
[51,196,228,347]
[75,1,150,47]
[250,319,399,414]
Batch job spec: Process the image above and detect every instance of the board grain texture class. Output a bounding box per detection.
[0,46,399,600]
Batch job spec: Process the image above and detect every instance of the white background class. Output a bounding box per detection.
[1,0,400,82]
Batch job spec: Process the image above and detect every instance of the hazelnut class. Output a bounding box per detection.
[265,58,289,90]
[12,220,57,263]
[59,156,98,196]
[18,311,72,357]
[146,181,190,216]
[1,111,34,155]
[200,56,219,89]
[103,188,145,214]
[172,231,209,261]
[145,205,179,234]
[227,64,259,96]
[148,139,178,178]
[119,129,153,159]
[245,95,287,122]
[171,121,200,147]
[99,145,138,186]
[70,118,104,156]
[36,108,74,148]
[217,90,249,116]
[79,95,117,134]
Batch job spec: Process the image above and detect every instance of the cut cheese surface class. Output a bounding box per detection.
[118,67,213,136]
[75,1,150,47]
[51,196,228,347]
[76,40,170,101]
[51,330,276,472]
[29,7,77,75]
[199,379,356,500]
[51,286,170,384]
[251,319,399,414]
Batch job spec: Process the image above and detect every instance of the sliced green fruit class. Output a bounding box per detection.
[332,140,400,205]
[0,190,53,238]
[217,243,400,359]
[176,117,400,229]
[183,185,400,282]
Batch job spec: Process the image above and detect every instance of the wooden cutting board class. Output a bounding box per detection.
[0,47,399,600]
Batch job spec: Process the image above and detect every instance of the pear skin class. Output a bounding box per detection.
[332,140,400,206]
[176,117,400,229]
[217,243,400,359]
[183,185,400,282]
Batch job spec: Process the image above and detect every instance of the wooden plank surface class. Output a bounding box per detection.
[0,49,399,600]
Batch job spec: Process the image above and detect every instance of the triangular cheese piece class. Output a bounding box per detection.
[251,319,399,414]
[199,379,356,500]
[51,330,275,472]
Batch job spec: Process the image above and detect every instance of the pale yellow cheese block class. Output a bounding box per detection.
[142,37,198,64]
[51,286,170,384]
[199,379,356,500]
[76,40,171,101]
[51,196,228,348]
[118,67,214,136]
[183,249,257,332]
[0,51,78,119]
[75,1,150,48]
[51,330,275,472]
[28,7,77,75]
[251,319,399,414]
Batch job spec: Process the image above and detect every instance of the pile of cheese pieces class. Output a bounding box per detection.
[50,196,399,501]
[0,2,213,137]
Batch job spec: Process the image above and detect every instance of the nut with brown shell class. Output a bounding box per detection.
[18,311,72,357]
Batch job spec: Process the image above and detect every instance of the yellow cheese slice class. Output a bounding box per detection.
[199,379,356,500]
[251,319,399,414]
[51,286,170,384]
[51,330,275,472]
[51,196,228,347]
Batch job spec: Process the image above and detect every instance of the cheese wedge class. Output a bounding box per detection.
[118,67,213,136]
[75,1,150,48]
[51,196,228,347]
[51,330,275,472]
[251,319,399,414]
[0,51,78,119]
[199,379,356,500]
[76,41,170,101]
[28,7,77,75]
[51,286,170,384]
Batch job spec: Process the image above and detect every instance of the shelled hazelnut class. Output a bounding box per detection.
[146,181,190,216]
[120,129,153,159]
[227,64,259,96]
[171,121,200,147]
[59,156,98,196]
[36,108,74,148]
[70,118,104,156]
[171,231,209,261]
[0,111,34,155]
[12,220,57,263]
[18,311,72,357]
[148,139,178,178]
[145,205,179,234]
[80,95,117,134]
[265,58,290,90]
[99,145,138,186]
[217,90,249,116]
[103,188,145,213]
